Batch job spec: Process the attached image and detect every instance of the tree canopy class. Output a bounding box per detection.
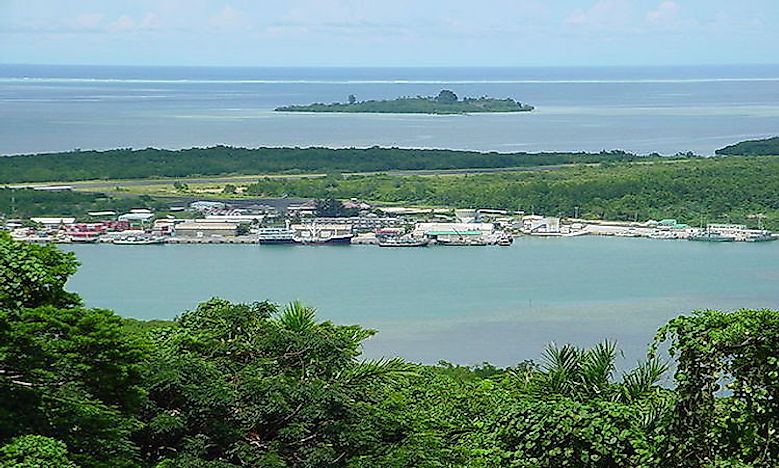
[0,234,777,467]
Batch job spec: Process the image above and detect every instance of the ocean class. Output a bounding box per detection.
[2,64,778,155]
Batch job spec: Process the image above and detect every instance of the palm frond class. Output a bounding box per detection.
[620,356,669,402]
[276,301,317,333]
[581,340,619,396]
[338,357,418,386]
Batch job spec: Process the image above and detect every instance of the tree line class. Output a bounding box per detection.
[246,156,779,229]
[0,146,648,184]
[1,233,778,467]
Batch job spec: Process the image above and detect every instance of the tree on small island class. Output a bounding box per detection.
[435,89,458,104]
[275,90,534,114]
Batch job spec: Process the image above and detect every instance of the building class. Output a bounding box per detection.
[204,214,265,224]
[175,221,238,238]
[413,222,494,237]
[308,216,402,232]
[190,201,227,212]
[522,216,560,234]
[454,209,479,223]
[30,217,76,228]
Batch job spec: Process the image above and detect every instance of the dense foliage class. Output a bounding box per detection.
[716,137,779,156]
[1,234,777,467]
[247,156,779,229]
[0,188,169,218]
[275,90,534,114]
[0,146,645,184]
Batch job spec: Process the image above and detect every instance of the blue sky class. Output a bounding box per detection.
[1,0,778,66]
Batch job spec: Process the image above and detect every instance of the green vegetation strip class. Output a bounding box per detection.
[245,156,779,229]
[0,146,648,184]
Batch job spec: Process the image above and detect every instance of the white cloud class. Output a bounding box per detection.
[564,0,632,29]
[647,1,680,25]
[138,12,162,31]
[68,13,105,31]
[109,15,136,33]
[209,5,250,31]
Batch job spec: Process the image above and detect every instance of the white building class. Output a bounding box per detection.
[413,222,494,237]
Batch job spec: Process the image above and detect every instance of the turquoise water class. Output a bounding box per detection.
[63,237,779,366]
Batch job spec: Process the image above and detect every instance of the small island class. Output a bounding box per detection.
[274,89,534,115]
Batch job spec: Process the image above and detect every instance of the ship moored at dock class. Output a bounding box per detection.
[292,223,354,245]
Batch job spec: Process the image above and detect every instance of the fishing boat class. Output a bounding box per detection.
[744,232,778,242]
[436,237,489,246]
[688,231,735,242]
[112,235,166,245]
[378,237,429,247]
[69,235,99,244]
[258,227,295,244]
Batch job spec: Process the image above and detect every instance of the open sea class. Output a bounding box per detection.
[1,64,778,155]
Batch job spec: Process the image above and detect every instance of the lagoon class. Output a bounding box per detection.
[3,64,779,155]
[63,236,779,367]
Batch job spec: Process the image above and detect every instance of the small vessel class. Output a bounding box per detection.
[497,235,513,246]
[112,235,166,245]
[436,237,489,246]
[258,227,295,244]
[292,223,354,245]
[688,231,735,242]
[69,235,99,244]
[378,237,430,247]
[744,232,777,242]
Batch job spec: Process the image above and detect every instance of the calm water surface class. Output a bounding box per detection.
[63,237,779,366]
[2,64,779,155]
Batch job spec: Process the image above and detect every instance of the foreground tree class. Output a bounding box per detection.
[0,435,77,468]
[0,234,147,467]
[655,308,779,467]
[136,299,415,467]
[0,232,80,309]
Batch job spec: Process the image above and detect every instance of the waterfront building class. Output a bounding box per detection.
[521,216,560,234]
[309,216,402,232]
[413,222,495,237]
[30,217,76,227]
[175,221,239,238]
[118,212,155,223]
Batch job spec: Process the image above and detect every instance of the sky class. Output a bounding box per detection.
[1,0,778,67]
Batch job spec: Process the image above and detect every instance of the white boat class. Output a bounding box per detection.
[258,227,295,244]
[112,236,166,245]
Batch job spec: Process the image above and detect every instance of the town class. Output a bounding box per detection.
[5,195,777,246]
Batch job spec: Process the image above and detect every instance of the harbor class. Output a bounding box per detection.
[5,198,776,247]
[60,235,779,366]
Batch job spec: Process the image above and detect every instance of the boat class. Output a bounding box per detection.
[436,237,489,246]
[688,232,735,242]
[292,223,354,245]
[378,237,430,247]
[258,227,295,244]
[69,235,99,244]
[497,235,513,246]
[744,232,778,242]
[112,236,166,245]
